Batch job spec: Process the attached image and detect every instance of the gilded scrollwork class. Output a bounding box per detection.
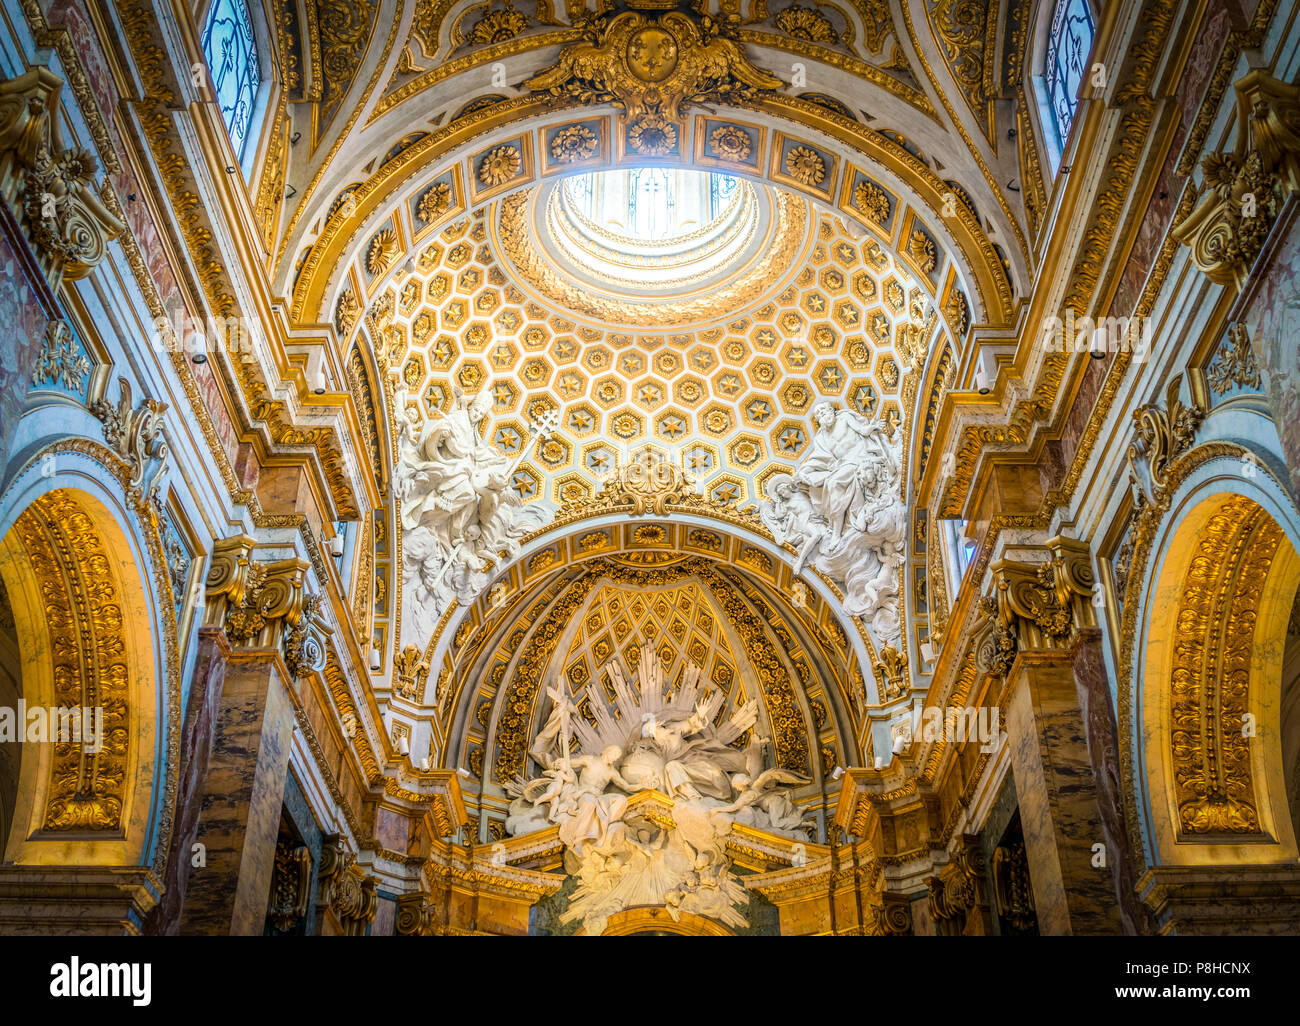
[0,66,123,287]
[1175,70,1300,289]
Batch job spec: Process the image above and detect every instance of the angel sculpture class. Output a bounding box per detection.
[711,738,810,836]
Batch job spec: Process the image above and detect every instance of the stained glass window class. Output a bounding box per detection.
[1045,0,1094,151]
[202,0,260,160]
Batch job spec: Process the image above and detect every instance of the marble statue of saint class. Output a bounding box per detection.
[397,387,553,640]
[760,401,906,640]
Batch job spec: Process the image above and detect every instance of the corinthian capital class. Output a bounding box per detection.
[976,537,1098,675]
[0,67,123,288]
[1174,70,1300,289]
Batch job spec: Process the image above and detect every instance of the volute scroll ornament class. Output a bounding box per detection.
[1126,374,1204,508]
[977,537,1099,677]
[318,834,379,935]
[203,534,319,668]
[89,377,169,507]
[1175,70,1300,289]
[0,66,123,288]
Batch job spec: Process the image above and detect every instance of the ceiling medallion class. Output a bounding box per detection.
[524,0,783,142]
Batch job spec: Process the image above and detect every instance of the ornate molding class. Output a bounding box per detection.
[1175,70,1300,289]
[0,66,123,288]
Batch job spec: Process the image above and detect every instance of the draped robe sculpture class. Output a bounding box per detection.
[396,389,554,641]
[761,402,906,639]
[504,651,809,934]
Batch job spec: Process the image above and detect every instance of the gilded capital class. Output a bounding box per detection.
[1174,70,1300,289]
[0,66,123,287]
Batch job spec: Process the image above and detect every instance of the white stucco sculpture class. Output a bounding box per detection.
[761,402,906,639]
[396,388,555,641]
[504,650,809,934]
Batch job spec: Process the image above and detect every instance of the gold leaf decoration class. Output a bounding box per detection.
[550,124,598,163]
[774,4,838,43]
[784,145,826,186]
[477,144,523,186]
[416,181,452,223]
[852,180,891,225]
[708,124,752,162]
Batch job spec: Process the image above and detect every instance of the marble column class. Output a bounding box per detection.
[176,650,295,935]
[1006,644,1125,935]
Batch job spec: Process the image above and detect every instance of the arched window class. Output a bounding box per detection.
[202,0,261,160]
[1044,0,1095,150]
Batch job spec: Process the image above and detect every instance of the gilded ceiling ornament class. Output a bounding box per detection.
[773,4,838,44]
[31,320,92,392]
[870,643,908,700]
[943,287,968,334]
[416,181,452,223]
[1175,71,1300,289]
[394,643,431,701]
[627,112,678,156]
[477,144,523,186]
[907,228,937,273]
[335,287,359,336]
[852,180,891,225]
[523,3,783,126]
[469,5,529,45]
[549,123,598,162]
[924,0,994,140]
[313,0,380,141]
[784,145,826,186]
[366,227,399,276]
[708,124,752,161]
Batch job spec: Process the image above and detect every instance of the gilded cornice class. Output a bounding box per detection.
[115,2,364,519]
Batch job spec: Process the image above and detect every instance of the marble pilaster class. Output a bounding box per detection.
[1006,644,1125,935]
[176,651,295,935]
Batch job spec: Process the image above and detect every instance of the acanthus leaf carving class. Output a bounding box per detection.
[1174,70,1300,289]
[89,376,169,507]
[0,66,123,288]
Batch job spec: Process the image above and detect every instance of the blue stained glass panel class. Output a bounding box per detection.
[202,0,260,159]
[1045,0,1094,151]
